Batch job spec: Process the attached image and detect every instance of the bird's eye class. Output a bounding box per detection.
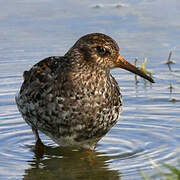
[96,46,107,55]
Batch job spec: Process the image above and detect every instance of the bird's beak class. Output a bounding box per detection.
[116,55,155,83]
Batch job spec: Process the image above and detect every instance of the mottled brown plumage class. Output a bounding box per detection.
[16,33,154,150]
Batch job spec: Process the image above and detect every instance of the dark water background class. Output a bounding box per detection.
[0,0,180,179]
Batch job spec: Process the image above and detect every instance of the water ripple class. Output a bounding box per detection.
[0,0,180,178]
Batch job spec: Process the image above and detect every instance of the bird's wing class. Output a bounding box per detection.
[19,56,63,95]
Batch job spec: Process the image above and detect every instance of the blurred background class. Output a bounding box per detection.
[0,0,180,179]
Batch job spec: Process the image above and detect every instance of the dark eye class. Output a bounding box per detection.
[96,46,107,55]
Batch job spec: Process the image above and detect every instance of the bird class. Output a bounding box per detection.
[16,33,154,150]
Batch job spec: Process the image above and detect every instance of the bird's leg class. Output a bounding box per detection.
[32,127,43,144]
[86,149,95,166]
[32,127,44,157]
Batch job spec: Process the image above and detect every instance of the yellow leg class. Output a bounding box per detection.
[87,150,95,166]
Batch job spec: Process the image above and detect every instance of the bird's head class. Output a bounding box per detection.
[68,33,154,83]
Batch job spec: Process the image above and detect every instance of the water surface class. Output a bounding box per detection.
[0,0,180,179]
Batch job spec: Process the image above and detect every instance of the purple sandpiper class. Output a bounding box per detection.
[16,33,154,150]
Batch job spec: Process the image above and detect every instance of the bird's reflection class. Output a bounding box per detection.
[23,145,121,180]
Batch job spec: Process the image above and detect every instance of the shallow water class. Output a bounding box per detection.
[0,0,180,179]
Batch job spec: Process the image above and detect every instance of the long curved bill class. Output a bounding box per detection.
[116,55,155,83]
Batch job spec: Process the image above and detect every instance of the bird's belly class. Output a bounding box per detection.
[42,101,121,145]
[39,104,122,149]
[16,91,122,148]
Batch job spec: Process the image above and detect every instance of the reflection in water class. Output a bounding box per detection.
[23,146,120,180]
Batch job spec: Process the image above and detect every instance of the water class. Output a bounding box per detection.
[0,0,180,179]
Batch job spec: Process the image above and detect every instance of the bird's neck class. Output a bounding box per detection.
[65,48,110,77]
